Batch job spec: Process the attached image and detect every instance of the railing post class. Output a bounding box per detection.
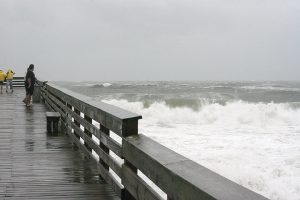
[32,85,42,103]
[43,87,51,111]
[64,103,72,134]
[100,124,110,172]
[73,107,81,148]
[122,119,139,200]
[40,86,45,104]
[84,114,93,153]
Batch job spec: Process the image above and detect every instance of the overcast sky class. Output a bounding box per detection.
[0,0,299,81]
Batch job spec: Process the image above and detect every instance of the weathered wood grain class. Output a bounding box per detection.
[45,83,142,137]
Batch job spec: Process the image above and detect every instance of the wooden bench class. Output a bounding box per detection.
[46,112,61,133]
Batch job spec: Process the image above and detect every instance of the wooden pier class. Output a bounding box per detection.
[0,79,269,200]
[0,89,119,200]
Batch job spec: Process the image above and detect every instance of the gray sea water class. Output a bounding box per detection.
[55,81,300,108]
[55,81,300,200]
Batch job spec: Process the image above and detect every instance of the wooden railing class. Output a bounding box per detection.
[40,82,269,200]
[5,76,25,87]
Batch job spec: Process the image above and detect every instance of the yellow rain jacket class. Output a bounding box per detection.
[6,69,15,80]
[0,70,6,81]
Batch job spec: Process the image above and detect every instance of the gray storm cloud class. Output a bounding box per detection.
[0,0,299,81]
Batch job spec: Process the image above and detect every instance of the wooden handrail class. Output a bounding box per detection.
[3,76,25,87]
[40,82,269,200]
[5,76,43,87]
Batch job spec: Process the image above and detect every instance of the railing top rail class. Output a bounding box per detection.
[123,134,269,200]
[46,82,142,122]
[13,76,24,79]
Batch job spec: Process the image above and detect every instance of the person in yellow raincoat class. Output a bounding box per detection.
[6,69,15,93]
[0,70,7,94]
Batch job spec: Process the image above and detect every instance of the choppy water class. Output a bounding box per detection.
[55,81,300,200]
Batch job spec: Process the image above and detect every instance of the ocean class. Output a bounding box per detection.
[55,81,300,200]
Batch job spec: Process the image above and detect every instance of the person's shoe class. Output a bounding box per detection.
[6,90,8,93]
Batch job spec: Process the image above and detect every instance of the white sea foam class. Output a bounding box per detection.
[102,99,300,200]
[73,82,113,87]
[240,86,300,92]
[102,83,112,87]
[73,83,96,87]
[103,99,300,127]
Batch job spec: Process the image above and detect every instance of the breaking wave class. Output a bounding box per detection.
[101,99,300,200]
[90,83,112,88]
[102,99,300,128]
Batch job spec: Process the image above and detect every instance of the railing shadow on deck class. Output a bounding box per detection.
[38,82,269,200]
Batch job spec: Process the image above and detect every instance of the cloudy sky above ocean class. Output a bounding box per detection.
[0,0,299,81]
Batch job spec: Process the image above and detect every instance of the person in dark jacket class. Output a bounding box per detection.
[23,64,36,106]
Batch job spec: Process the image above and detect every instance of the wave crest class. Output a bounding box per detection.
[91,83,112,88]
[102,99,300,127]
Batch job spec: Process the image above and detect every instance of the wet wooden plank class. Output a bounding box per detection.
[0,89,119,200]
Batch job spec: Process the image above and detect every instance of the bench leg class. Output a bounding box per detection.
[53,120,59,133]
[47,119,52,133]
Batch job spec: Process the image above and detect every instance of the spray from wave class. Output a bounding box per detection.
[101,98,300,200]
[102,99,300,128]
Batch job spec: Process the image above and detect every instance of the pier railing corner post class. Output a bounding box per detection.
[121,119,139,200]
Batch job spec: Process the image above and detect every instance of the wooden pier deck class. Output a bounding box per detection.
[0,88,119,200]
